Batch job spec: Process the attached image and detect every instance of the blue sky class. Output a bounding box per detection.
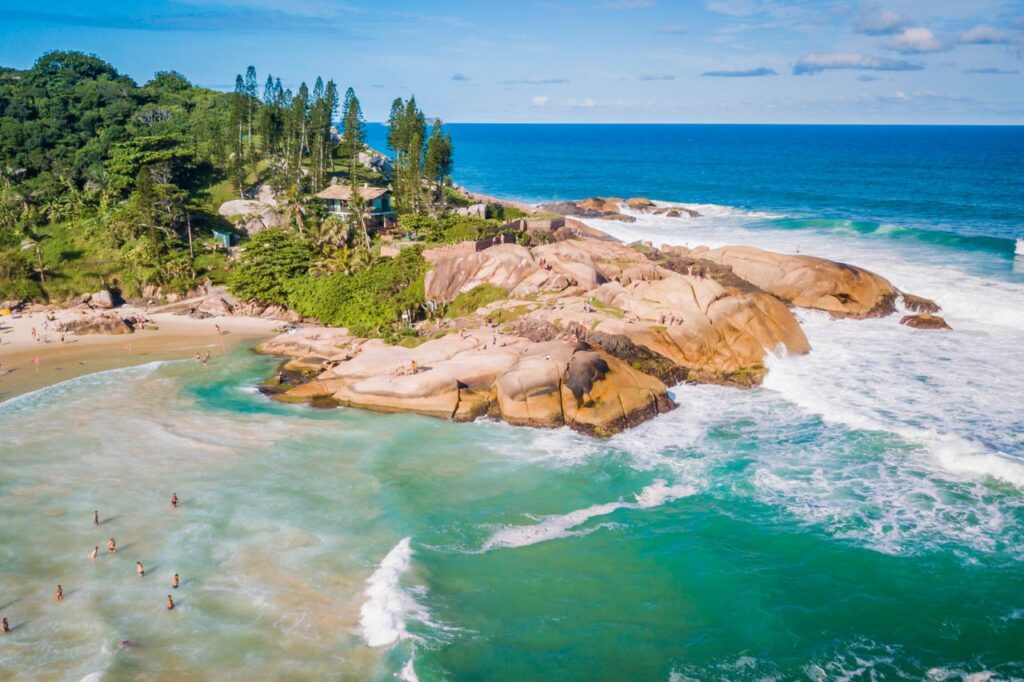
[1,0,1022,123]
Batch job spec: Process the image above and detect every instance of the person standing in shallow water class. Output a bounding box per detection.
[54,585,63,602]
[166,595,174,610]
[136,561,144,577]
[90,546,98,559]
[171,573,180,589]
[2,617,9,633]
[93,510,99,525]
[171,492,178,508]
[107,538,116,553]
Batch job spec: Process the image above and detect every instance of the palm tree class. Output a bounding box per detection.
[20,236,48,288]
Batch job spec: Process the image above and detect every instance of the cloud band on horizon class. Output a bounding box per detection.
[794,53,923,75]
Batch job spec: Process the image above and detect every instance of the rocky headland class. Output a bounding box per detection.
[255,203,944,437]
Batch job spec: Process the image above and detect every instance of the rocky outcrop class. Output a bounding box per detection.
[218,199,281,235]
[262,330,674,437]
[901,293,941,313]
[696,245,898,318]
[900,312,951,330]
[254,226,931,436]
[62,313,134,335]
[89,289,119,309]
[540,197,701,222]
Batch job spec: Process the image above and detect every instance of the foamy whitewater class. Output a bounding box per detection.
[3,124,1023,680]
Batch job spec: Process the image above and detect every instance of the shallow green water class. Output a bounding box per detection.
[1,351,1021,681]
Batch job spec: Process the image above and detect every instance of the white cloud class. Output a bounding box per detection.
[885,27,949,54]
[854,9,912,36]
[793,52,923,75]
[564,97,597,109]
[530,96,550,108]
[957,25,1016,45]
[963,66,1019,75]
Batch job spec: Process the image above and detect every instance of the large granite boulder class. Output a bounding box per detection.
[697,245,899,318]
[90,289,119,309]
[65,314,134,335]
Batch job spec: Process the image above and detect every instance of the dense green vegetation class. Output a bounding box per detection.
[1,50,471,339]
[286,247,427,339]
[446,284,508,318]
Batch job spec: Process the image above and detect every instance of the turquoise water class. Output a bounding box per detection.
[1,349,1022,680]
[3,125,1024,680]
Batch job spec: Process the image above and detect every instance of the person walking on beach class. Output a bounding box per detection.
[94,510,99,525]
[166,595,174,610]
[171,573,180,589]
[136,561,145,577]
[90,546,98,560]
[55,585,63,602]
[107,538,117,553]
[171,492,178,508]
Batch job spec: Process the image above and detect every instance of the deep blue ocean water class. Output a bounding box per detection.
[368,123,1023,255]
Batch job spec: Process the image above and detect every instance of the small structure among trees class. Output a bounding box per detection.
[315,184,393,227]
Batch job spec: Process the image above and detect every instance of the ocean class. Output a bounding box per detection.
[2,125,1023,680]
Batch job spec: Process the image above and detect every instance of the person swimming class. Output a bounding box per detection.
[166,595,174,610]
[107,538,117,553]
[55,585,63,602]
[90,546,98,559]
[136,561,144,577]
[171,573,180,589]
[171,492,178,508]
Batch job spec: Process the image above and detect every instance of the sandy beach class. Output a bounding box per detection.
[0,306,281,401]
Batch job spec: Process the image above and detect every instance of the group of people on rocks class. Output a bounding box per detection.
[1,492,184,638]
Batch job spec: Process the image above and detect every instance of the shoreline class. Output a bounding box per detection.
[0,307,281,402]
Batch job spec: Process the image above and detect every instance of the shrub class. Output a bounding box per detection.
[287,246,427,338]
[229,229,311,305]
[446,284,508,318]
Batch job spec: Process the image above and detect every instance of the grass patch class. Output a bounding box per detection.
[590,299,625,318]
[489,304,532,325]
[446,284,508,318]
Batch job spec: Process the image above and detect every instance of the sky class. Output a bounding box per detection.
[0,0,1022,123]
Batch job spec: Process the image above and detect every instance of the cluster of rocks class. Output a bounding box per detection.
[538,197,701,223]
[58,312,139,336]
[257,216,955,436]
[218,199,282,236]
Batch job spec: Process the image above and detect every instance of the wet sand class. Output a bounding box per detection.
[0,309,280,401]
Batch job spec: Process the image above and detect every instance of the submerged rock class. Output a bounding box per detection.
[900,312,952,330]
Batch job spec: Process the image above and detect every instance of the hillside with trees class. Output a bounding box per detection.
[1,51,475,338]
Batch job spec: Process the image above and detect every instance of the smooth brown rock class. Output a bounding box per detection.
[900,312,951,330]
[699,245,899,318]
[626,197,655,210]
[901,293,941,313]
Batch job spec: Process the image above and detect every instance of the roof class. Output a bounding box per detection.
[315,185,389,201]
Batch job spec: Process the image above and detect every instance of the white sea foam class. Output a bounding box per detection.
[483,479,696,551]
[0,360,168,413]
[397,656,419,681]
[79,674,103,682]
[359,537,430,648]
